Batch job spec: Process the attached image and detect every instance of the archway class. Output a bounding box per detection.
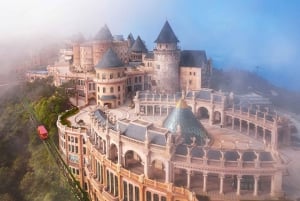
[213,111,221,124]
[124,150,144,175]
[174,168,187,187]
[197,107,209,120]
[104,103,112,109]
[109,144,118,163]
[150,160,165,182]
[88,97,96,105]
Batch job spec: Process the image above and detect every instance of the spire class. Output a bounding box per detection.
[95,48,123,68]
[94,24,113,41]
[131,36,148,53]
[127,33,134,41]
[155,21,179,43]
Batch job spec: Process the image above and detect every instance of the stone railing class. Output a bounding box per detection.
[225,109,275,130]
[172,153,277,175]
[86,137,196,201]
[57,119,87,135]
[93,77,127,84]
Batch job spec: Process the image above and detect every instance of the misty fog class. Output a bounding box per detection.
[0,0,300,91]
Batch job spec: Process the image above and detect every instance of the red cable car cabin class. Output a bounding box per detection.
[37,125,48,140]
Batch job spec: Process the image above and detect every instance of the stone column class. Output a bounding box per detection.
[187,170,191,189]
[105,136,110,159]
[165,161,170,183]
[236,175,241,195]
[271,172,283,197]
[253,175,259,196]
[153,105,155,116]
[220,111,225,127]
[247,122,250,135]
[240,119,242,132]
[203,173,208,192]
[255,126,258,139]
[113,174,116,196]
[232,117,235,130]
[144,155,149,178]
[209,107,214,126]
[117,142,122,165]
[219,174,224,194]
[271,123,279,150]
[160,106,162,116]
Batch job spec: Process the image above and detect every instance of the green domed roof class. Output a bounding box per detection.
[163,99,207,145]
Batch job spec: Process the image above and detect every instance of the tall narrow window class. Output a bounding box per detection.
[146,191,151,201]
[135,186,140,201]
[129,184,133,201]
[123,181,128,201]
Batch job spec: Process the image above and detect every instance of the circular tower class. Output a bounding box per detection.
[153,21,180,93]
[94,48,127,108]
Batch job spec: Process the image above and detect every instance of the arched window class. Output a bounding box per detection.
[110,87,114,93]
[102,73,106,79]
[110,73,113,79]
[103,87,106,93]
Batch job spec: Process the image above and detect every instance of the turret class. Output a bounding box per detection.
[153,21,180,93]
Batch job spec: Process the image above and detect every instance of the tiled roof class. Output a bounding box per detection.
[179,50,207,67]
[163,99,207,145]
[144,52,154,59]
[131,36,147,53]
[155,21,179,43]
[95,48,123,68]
[94,24,113,41]
[118,121,166,146]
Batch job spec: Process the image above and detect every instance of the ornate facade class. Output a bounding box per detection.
[57,94,287,201]
[30,20,292,201]
[37,21,212,109]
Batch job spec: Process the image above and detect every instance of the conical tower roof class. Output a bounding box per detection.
[131,36,148,53]
[95,48,123,68]
[127,33,134,42]
[94,24,113,41]
[163,99,207,145]
[155,21,179,43]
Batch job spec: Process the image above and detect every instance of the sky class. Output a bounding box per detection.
[1,0,300,91]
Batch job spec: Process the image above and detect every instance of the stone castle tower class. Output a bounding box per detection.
[153,21,180,93]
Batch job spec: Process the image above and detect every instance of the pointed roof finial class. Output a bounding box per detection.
[94,24,113,41]
[155,21,179,43]
[131,36,148,53]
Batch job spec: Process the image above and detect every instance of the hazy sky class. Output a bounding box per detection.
[1,0,300,90]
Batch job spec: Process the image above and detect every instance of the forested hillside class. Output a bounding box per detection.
[211,68,300,114]
[0,78,74,201]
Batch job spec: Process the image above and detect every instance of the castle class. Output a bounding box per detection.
[27,21,292,201]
